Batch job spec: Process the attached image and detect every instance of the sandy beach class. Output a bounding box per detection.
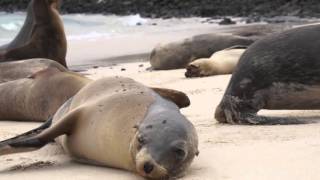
[1,61,320,179]
[1,22,320,180]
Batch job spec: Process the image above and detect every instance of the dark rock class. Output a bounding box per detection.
[218,18,236,25]
[1,0,320,18]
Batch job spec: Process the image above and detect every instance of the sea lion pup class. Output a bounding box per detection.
[0,67,89,121]
[0,77,199,179]
[0,0,67,67]
[215,24,320,125]
[0,58,66,83]
[185,46,246,78]
[150,34,254,70]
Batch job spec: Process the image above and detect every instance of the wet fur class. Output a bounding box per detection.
[215,24,320,125]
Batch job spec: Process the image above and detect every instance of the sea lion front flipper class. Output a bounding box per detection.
[151,87,190,108]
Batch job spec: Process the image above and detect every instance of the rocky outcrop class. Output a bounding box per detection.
[0,0,320,18]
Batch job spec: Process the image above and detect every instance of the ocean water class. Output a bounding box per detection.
[0,12,226,45]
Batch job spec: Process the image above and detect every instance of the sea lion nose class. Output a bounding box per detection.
[143,162,154,174]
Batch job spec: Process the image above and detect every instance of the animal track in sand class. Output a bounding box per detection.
[6,161,56,171]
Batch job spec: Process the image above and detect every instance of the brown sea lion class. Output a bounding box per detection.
[149,24,292,70]
[0,58,67,83]
[0,77,198,179]
[185,46,246,78]
[0,0,67,67]
[150,34,253,70]
[215,24,320,125]
[0,67,89,121]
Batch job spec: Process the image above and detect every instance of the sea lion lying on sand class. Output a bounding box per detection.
[0,77,198,179]
[150,24,292,70]
[0,58,66,83]
[0,67,89,121]
[215,24,320,125]
[150,34,253,70]
[0,0,67,67]
[185,46,246,78]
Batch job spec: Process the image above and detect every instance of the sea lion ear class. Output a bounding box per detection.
[150,87,190,108]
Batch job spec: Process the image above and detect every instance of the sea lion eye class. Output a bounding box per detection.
[137,135,146,145]
[173,147,186,160]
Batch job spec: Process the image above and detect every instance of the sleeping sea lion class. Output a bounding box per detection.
[185,46,246,78]
[0,0,67,67]
[0,58,66,83]
[0,67,89,121]
[150,34,253,70]
[0,77,199,179]
[215,24,320,125]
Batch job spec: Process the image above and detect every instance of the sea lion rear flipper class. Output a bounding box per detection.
[0,117,53,156]
[0,107,81,156]
[151,87,190,108]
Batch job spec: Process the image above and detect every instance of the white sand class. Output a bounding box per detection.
[1,61,320,180]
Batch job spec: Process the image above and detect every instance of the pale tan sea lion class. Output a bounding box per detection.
[185,46,246,78]
[0,77,198,179]
[0,0,67,67]
[0,58,67,83]
[150,34,253,70]
[0,67,89,121]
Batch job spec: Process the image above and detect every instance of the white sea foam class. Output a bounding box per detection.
[0,12,224,44]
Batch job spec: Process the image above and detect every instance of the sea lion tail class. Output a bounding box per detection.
[0,117,53,156]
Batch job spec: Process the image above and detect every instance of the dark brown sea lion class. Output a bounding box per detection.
[0,0,67,67]
[215,24,320,125]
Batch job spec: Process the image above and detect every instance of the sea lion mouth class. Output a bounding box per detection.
[135,148,169,179]
[185,64,200,78]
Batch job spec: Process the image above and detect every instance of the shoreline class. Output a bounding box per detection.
[1,1,320,18]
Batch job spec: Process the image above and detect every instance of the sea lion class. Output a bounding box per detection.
[215,24,320,125]
[185,46,246,78]
[150,34,254,70]
[0,77,199,179]
[0,67,89,121]
[0,0,67,67]
[0,58,67,83]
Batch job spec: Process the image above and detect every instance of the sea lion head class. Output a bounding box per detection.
[131,109,199,179]
[150,41,193,70]
[185,58,214,78]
